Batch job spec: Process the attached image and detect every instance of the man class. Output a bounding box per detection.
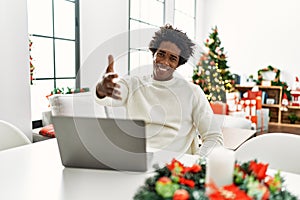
[95,24,223,157]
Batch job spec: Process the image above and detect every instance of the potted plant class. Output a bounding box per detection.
[288,113,298,124]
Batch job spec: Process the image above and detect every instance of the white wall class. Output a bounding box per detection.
[0,0,32,140]
[200,0,300,87]
[80,0,129,89]
[80,0,300,88]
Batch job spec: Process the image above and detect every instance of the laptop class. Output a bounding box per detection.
[52,116,151,172]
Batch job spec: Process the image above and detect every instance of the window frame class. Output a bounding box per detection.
[128,0,197,79]
[28,0,80,126]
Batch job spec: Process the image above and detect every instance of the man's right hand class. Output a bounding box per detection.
[96,55,121,100]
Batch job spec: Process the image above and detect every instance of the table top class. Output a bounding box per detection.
[199,127,257,150]
[0,139,196,200]
[0,139,299,200]
[222,127,256,150]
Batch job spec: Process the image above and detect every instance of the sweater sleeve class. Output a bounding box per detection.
[191,85,224,157]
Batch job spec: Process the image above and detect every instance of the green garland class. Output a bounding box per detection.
[133,159,298,200]
[45,87,90,100]
[29,39,35,85]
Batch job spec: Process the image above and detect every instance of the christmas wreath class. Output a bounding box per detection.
[257,65,280,85]
[257,65,291,100]
[133,159,297,200]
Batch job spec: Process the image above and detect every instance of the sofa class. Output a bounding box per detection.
[34,92,253,148]
[48,92,126,119]
[46,92,251,129]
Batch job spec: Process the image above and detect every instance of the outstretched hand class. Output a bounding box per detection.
[106,54,115,73]
[96,55,121,100]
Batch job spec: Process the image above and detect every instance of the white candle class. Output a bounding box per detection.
[205,146,235,193]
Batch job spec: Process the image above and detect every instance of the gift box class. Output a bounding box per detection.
[256,108,269,132]
[247,90,262,99]
[210,102,229,115]
[228,111,246,118]
[240,98,257,117]
[226,92,240,112]
[247,90,262,110]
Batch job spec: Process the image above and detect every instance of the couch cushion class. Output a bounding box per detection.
[48,92,127,119]
[39,124,56,138]
[214,114,252,130]
[49,92,107,118]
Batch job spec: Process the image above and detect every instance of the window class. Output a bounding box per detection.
[27,0,79,121]
[173,0,196,80]
[129,0,165,73]
[128,0,197,79]
[28,0,195,121]
[174,0,196,40]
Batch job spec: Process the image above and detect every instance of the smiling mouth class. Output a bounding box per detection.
[156,63,171,72]
[158,66,169,71]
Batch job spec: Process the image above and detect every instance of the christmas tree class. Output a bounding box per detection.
[192,26,235,102]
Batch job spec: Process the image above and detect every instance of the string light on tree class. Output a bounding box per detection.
[192,26,236,102]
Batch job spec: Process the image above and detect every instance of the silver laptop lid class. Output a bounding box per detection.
[52,116,149,172]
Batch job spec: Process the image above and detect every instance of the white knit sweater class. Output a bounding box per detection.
[95,75,223,157]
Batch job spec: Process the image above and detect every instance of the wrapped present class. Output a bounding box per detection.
[210,102,228,115]
[247,90,262,99]
[256,108,269,132]
[240,99,255,117]
[246,115,257,124]
[247,90,262,110]
[226,92,240,112]
[228,111,246,118]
